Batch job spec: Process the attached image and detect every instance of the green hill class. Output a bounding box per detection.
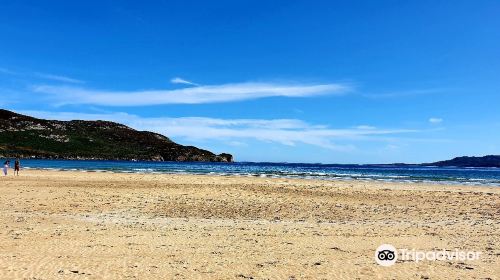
[0,109,232,162]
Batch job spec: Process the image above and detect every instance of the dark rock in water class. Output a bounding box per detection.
[215,153,233,162]
[426,155,500,168]
[0,109,233,162]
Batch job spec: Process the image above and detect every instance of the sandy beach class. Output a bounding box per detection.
[0,170,498,279]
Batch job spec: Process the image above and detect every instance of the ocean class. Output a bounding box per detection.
[11,159,500,186]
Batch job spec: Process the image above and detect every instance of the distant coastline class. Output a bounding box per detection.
[4,155,499,168]
[2,109,498,168]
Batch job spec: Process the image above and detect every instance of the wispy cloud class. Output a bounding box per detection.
[355,125,376,130]
[170,77,199,86]
[429,117,443,124]
[363,88,444,99]
[32,81,351,106]
[0,68,84,84]
[34,73,84,84]
[19,110,417,151]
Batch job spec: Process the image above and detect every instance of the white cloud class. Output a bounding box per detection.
[19,110,417,151]
[429,117,443,124]
[32,81,351,106]
[170,77,199,86]
[227,141,248,147]
[34,73,84,84]
[355,125,376,130]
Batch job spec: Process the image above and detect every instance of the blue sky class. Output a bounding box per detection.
[1,1,499,163]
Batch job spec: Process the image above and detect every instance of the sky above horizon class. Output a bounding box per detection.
[1,1,499,163]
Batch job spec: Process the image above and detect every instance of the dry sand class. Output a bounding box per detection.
[0,170,498,279]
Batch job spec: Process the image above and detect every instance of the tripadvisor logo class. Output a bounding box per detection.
[375,244,397,266]
[375,244,481,266]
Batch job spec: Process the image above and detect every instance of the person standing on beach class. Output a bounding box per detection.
[3,160,10,176]
[14,158,20,176]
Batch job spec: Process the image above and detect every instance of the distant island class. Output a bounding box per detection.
[426,155,500,168]
[0,109,233,162]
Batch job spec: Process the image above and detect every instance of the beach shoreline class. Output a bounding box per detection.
[14,167,500,188]
[18,161,500,187]
[0,170,498,279]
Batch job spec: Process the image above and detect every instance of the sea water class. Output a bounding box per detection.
[14,159,500,186]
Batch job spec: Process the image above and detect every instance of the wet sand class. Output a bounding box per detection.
[0,170,498,279]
